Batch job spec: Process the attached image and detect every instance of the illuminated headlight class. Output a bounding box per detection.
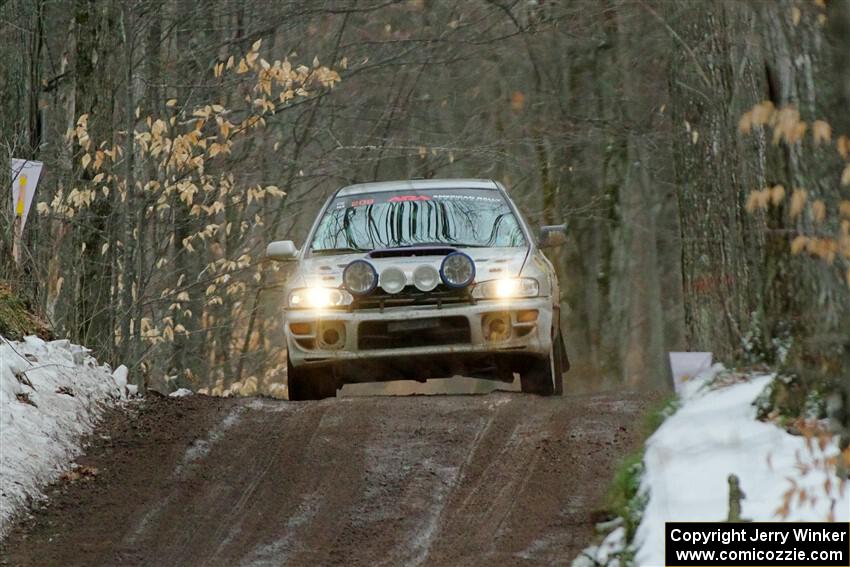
[440,252,476,288]
[343,260,378,295]
[288,287,352,309]
[472,278,539,299]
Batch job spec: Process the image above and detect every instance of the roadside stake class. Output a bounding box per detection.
[9,158,43,266]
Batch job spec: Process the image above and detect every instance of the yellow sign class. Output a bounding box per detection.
[16,175,27,217]
[10,159,42,232]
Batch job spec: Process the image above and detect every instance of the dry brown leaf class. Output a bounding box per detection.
[790,188,808,218]
[770,184,786,205]
[812,120,831,145]
[746,189,770,212]
[838,136,850,160]
[773,106,803,145]
[738,111,753,135]
[842,164,850,186]
[840,201,850,219]
[791,121,807,144]
[791,235,808,255]
[791,6,801,25]
[752,101,775,126]
[812,200,826,223]
[511,91,525,112]
[808,238,837,264]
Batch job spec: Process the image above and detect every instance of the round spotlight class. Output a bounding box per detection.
[440,252,475,288]
[379,266,406,294]
[343,260,377,296]
[413,264,440,292]
[318,321,345,350]
[482,312,511,342]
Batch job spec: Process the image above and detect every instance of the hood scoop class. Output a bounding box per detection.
[368,246,456,259]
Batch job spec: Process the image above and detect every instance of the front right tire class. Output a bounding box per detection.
[287,357,338,400]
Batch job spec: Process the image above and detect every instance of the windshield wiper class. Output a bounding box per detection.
[311,247,371,256]
[392,242,488,249]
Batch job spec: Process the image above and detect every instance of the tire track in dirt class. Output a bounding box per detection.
[0,391,652,567]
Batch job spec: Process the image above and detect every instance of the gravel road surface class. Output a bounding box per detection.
[1,390,651,566]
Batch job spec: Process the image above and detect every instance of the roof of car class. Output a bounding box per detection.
[336,178,500,196]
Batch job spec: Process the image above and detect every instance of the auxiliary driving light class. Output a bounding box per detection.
[482,312,512,342]
[440,252,475,288]
[379,266,407,294]
[413,264,440,292]
[317,320,345,350]
[343,259,378,295]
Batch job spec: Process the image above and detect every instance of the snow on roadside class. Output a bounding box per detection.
[0,335,130,535]
[574,365,849,567]
[169,388,194,398]
[635,366,849,566]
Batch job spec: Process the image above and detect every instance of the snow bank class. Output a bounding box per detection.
[0,335,129,535]
[169,388,193,397]
[635,366,850,566]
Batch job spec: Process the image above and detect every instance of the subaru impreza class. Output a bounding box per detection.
[266,179,569,400]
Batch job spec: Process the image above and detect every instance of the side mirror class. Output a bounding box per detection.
[266,240,299,261]
[539,224,567,248]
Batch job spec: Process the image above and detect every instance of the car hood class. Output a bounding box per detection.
[290,246,531,289]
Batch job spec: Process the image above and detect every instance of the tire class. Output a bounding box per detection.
[520,331,566,396]
[287,358,337,400]
[520,354,555,395]
[554,329,569,395]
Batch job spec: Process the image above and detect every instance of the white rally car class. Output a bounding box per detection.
[266,179,569,400]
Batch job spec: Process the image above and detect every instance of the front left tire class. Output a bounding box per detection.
[520,330,567,396]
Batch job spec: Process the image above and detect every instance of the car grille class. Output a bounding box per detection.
[358,316,471,350]
[351,285,472,311]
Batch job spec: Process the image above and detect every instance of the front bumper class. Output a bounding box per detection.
[284,297,554,370]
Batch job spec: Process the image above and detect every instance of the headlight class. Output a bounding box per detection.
[440,252,475,288]
[289,287,352,308]
[472,278,539,299]
[379,266,406,294]
[413,264,440,292]
[343,260,378,295]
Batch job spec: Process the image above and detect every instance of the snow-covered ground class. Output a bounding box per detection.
[576,365,850,567]
[0,335,132,535]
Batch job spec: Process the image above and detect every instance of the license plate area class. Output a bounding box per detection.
[387,318,441,333]
[358,316,470,350]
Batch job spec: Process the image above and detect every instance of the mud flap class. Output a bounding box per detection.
[552,309,569,396]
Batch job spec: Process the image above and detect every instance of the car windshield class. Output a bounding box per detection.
[309,188,527,253]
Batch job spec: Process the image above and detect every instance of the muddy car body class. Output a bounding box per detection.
[267,179,569,400]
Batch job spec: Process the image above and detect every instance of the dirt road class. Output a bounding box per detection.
[1,390,650,566]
